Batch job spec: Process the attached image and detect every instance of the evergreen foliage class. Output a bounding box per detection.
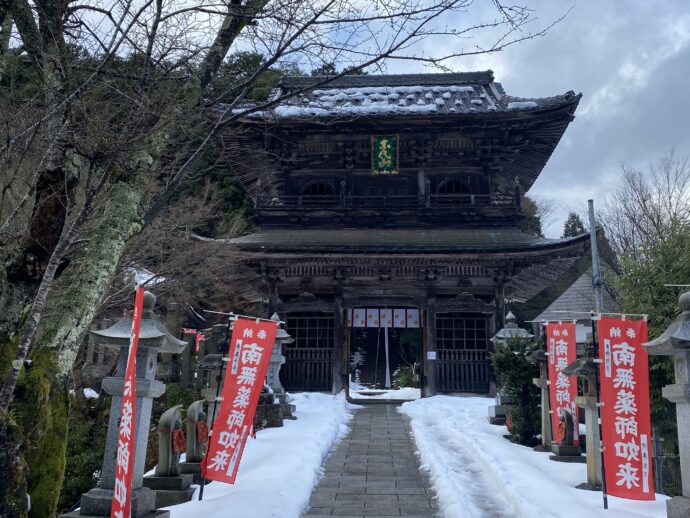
[58,394,108,513]
[519,196,543,237]
[491,335,541,444]
[614,226,690,495]
[561,212,586,238]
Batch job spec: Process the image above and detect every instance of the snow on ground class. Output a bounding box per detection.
[348,380,420,400]
[400,396,669,518]
[83,388,99,399]
[166,392,355,518]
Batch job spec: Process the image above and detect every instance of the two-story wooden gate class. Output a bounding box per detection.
[282,312,334,391]
[435,312,490,393]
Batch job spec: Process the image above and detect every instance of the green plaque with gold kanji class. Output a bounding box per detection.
[371,135,399,175]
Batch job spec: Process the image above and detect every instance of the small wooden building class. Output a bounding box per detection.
[219,71,589,396]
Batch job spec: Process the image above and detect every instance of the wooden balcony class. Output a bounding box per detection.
[253,193,521,227]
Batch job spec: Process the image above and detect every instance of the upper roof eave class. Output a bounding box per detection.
[225,93,581,127]
[211,228,590,256]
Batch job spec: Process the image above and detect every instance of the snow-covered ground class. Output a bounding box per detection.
[348,380,420,400]
[400,396,669,518]
[165,392,355,518]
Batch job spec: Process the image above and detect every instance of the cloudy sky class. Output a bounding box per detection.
[386,0,690,237]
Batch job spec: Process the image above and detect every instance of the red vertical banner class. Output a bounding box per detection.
[202,317,278,484]
[546,322,579,445]
[598,316,654,500]
[111,287,145,518]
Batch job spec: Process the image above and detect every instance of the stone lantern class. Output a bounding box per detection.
[488,311,533,425]
[64,291,187,518]
[491,311,534,344]
[198,323,228,422]
[528,348,552,451]
[266,312,296,419]
[564,332,601,489]
[645,291,690,517]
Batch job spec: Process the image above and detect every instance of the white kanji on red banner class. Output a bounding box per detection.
[546,322,578,446]
[110,287,145,518]
[598,316,654,501]
[201,317,278,485]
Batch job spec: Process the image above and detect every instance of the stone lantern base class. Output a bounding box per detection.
[60,487,168,518]
[667,496,690,518]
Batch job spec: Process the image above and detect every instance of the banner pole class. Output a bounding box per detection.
[384,325,391,389]
[198,317,232,501]
[591,316,608,509]
[588,199,603,314]
[543,324,554,445]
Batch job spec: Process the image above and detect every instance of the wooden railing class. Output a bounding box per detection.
[436,349,490,393]
[281,347,333,391]
[255,193,516,210]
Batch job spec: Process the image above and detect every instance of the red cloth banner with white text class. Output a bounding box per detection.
[182,328,205,353]
[546,322,579,445]
[598,316,654,500]
[111,287,145,518]
[201,317,278,484]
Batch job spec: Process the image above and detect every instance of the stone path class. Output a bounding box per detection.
[304,404,441,517]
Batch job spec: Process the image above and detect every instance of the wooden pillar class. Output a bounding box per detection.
[424,306,437,397]
[489,279,506,396]
[267,277,279,316]
[494,278,506,335]
[333,294,344,394]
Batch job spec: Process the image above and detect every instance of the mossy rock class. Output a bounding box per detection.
[0,411,29,517]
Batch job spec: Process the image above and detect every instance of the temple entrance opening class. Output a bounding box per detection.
[347,307,422,401]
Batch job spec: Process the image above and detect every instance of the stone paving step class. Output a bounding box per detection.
[303,405,442,518]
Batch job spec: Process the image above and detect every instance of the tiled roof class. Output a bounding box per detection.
[535,271,618,322]
[260,72,580,119]
[225,227,588,253]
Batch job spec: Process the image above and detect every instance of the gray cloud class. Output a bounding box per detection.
[387,1,690,236]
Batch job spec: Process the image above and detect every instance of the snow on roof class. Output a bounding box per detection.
[255,73,580,120]
[507,101,538,110]
[270,83,503,118]
[224,73,579,121]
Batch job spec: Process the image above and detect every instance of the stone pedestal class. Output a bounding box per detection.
[574,394,602,488]
[254,391,284,430]
[76,487,159,517]
[275,393,297,420]
[143,474,194,508]
[550,444,586,463]
[179,462,203,485]
[532,359,552,451]
[487,403,507,426]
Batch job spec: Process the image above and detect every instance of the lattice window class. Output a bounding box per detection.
[283,312,334,391]
[286,312,334,350]
[436,313,488,350]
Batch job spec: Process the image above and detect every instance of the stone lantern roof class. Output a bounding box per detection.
[645,292,690,354]
[91,290,187,353]
[271,312,294,344]
[490,311,533,343]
